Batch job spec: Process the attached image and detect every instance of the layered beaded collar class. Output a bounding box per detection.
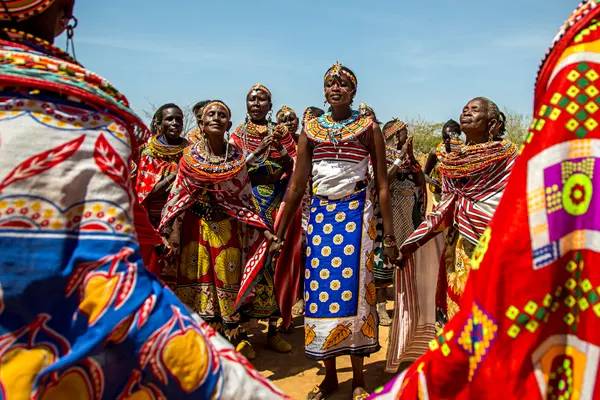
[1,28,77,64]
[181,139,245,184]
[305,110,372,144]
[436,140,517,179]
[144,134,188,163]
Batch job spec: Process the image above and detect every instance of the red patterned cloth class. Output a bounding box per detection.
[159,143,272,311]
[401,140,517,252]
[371,2,600,398]
[231,122,303,328]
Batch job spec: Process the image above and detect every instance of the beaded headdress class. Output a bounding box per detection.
[359,102,374,116]
[276,105,296,119]
[383,118,408,141]
[201,100,231,119]
[0,0,72,22]
[248,83,272,99]
[324,62,357,88]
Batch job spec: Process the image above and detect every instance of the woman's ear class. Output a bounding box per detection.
[226,121,233,132]
[488,118,500,138]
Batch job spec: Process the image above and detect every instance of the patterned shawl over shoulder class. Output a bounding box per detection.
[401,140,517,252]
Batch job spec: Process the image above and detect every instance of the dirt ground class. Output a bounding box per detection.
[248,309,395,400]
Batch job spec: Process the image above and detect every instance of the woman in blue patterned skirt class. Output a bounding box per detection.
[272,63,398,400]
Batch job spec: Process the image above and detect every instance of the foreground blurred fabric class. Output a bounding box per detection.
[371,1,600,398]
[0,21,286,400]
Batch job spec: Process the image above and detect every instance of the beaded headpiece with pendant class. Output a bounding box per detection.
[248,83,272,99]
[324,61,357,88]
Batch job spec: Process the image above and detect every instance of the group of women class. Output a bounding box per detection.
[134,60,517,399]
[0,1,522,398]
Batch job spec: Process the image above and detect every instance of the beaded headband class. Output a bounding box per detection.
[324,62,358,88]
[383,119,408,140]
[276,105,296,119]
[201,100,231,119]
[248,83,272,99]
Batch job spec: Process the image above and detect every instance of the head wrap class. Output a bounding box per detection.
[0,0,71,22]
[324,61,357,88]
[201,100,231,119]
[248,83,272,99]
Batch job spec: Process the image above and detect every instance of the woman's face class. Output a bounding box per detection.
[159,107,183,141]
[460,99,492,143]
[194,107,205,128]
[324,74,355,108]
[442,125,460,142]
[201,104,232,137]
[246,89,272,122]
[396,128,409,149]
[278,111,299,136]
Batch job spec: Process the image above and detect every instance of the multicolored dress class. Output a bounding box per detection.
[231,121,303,327]
[372,1,600,398]
[302,110,380,360]
[159,138,277,334]
[401,140,517,318]
[0,31,285,399]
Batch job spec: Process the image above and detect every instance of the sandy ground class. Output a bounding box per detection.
[248,310,395,400]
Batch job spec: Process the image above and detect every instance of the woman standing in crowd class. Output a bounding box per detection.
[381,119,443,373]
[159,100,277,360]
[400,97,517,318]
[272,63,398,400]
[277,105,300,142]
[186,99,212,143]
[231,84,303,347]
[0,1,285,398]
[136,104,187,228]
[134,104,187,274]
[423,119,461,201]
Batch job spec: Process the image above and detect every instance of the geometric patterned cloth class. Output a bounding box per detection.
[371,1,600,398]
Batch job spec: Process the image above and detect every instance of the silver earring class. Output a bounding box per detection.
[65,16,78,60]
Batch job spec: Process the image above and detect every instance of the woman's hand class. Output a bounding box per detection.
[273,124,287,142]
[265,230,284,254]
[256,135,274,155]
[382,245,399,265]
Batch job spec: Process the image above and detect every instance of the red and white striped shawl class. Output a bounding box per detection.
[401,142,517,251]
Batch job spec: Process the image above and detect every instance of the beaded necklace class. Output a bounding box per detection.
[1,28,77,64]
[0,31,132,109]
[145,134,187,163]
[305,110,372,144]
[181,136,245,183]
[245,120,269,136]
[437,140,517,179]
[241,120,273,163]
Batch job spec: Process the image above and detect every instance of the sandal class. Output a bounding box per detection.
[352,386,369,400]
[235,339,256,360]
[306,383,339,400]
[267,332,292,353]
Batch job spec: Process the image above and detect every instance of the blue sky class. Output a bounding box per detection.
[64,1,575,126]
